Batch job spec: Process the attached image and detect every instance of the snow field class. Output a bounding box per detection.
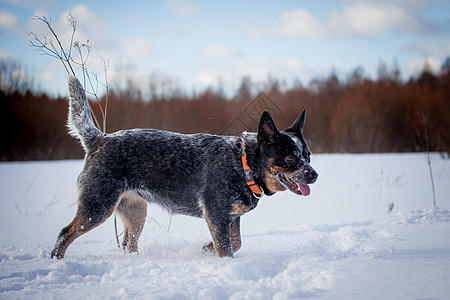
[0,153,449,299]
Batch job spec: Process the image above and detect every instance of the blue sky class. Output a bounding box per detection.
[1,0,449,96]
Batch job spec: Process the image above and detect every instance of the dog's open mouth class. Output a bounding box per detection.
[278,173,311,196]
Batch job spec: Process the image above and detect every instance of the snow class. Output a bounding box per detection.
[1,153,449,299]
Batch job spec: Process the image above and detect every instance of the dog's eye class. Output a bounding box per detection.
[284,155,296,164]
[304,150,311,161]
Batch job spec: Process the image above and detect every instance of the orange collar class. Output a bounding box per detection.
[240,142,263,198]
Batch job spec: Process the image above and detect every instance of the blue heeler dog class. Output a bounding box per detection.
[51,76,318,259]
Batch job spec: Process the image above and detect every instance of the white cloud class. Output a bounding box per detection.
[195,56,311,88]
[38,70,54,81]
[403,37,450,58]
[341,0,426,10]
[0,10,19,29]
[284,58,307,73]
[0,51,12,59]
[28,5,109,53]
[2,0,57,9]
[195,71,217,86]
[58,4,108,37]
[166,0,198,16]
[234,56,310,82]
[120,38,152,58]
[270,9,326,38]
[201,45,242,59]
[332,3,420,36]
[247,1,430,39]
[404,57,441,77]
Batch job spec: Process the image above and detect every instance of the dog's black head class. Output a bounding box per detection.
[257,110,318,196]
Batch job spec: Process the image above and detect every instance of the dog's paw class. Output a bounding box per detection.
[202,241,215,254]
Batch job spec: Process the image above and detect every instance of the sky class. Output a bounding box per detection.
[1,0,449,96]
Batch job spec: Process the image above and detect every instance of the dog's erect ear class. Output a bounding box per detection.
[258,111,280,143]
[285,109,306,134]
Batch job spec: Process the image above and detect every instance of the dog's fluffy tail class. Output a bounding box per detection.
[67,76,102,152]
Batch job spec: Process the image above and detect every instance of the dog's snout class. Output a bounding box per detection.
[303,167,318,183]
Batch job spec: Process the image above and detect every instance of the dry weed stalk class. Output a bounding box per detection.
[29,15,109,132]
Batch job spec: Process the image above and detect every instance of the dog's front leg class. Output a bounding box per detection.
[203,217,241,255]
[203,211,233,258]
[230,217,241,253]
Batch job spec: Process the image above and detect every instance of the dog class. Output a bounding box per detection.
[51,76,318,259]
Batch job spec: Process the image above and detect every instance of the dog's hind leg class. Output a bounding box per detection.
[51,187,121,259]
[50,209,111,259]
[115,191,147,254]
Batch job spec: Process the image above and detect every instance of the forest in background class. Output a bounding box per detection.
[1,57,450,161]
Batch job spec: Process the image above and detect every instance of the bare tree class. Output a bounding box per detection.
[0,57,34,94]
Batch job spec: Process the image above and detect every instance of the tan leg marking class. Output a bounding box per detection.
[231,203,251,217]
[115,191,147,254]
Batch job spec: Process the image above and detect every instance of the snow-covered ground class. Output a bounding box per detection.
[1,153,449,299]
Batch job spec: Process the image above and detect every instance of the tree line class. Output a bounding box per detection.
[1,58,449,161]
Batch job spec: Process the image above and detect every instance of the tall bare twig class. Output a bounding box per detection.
[100,57,110,132]
[29,16,75,76]
[416,110,437,208]
[28,14,109,133]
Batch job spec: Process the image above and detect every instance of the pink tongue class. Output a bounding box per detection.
[298,184,310,196]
